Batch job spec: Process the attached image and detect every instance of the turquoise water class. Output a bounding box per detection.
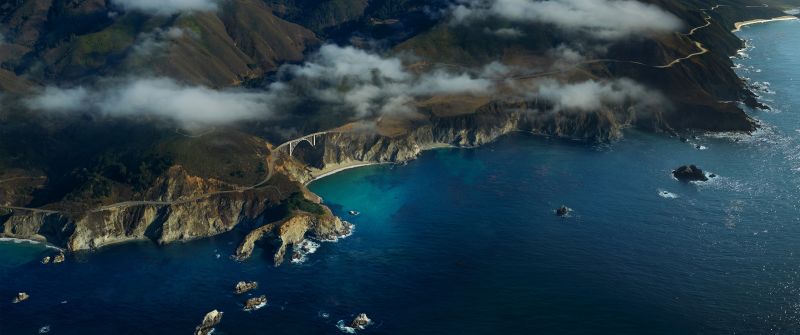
[2,20,800,334]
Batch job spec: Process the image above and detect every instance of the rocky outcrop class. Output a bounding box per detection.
[233,211,351,266]
[1,165,289,251]
[53,252,65,264]
[556,206,571,217]
[673,165,709,182]
[195,310,223,335]
[350,313,372,330]
[12,292,29,304]
[234,281,258,295]
[244,295,267,311]
[0,211,74,246]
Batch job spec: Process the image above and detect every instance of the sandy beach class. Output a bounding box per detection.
[307,143,456,184]
[732,15,798,32]
[308,161,386,184]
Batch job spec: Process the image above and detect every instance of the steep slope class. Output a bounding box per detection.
[0,0,318,87]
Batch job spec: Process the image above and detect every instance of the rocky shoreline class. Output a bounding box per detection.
[0,9,773,263]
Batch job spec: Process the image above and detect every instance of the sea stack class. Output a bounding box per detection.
[556,205,570,217]
[234,281,258,295]
[12,292,29,304]
[672,165,709,182]
[53,252,65,264]
[41,256,51,264]
[350,313,372,330]
[194,310,223,335]
[244,295,267,311]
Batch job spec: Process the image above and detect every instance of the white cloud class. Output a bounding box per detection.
[132,28,187,57]
[282,45,494,117]
[484,27,525,38]
[26,86,90,111]
[535,78,666,113]
[290,44,411,83]
[451,0,683,40]
[26,78,288,126]
[111,0,218,16]
[26,45,498,124]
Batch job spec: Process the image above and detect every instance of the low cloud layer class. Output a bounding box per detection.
[25,43,665,128]
[535,78,667,113]
[451,0,683,40]
[26,78,286,126]
[282,45,493,118]
[132,28,188,57]
[111,0,218,16]
[26,45,495,126]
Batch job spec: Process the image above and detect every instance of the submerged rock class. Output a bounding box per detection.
[244,295,267,311]
[12,292,29,304]
[672,165,709,182]
[41,256,51,264]
[234,281,258,295]
[194,310,223,335]
[348,210,360,216]
[350,313,372,330]
[555,205,570,217]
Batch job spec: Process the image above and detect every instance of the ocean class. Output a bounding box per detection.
[2,20,800,335]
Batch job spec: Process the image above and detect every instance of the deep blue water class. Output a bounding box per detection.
[3,21,800,335]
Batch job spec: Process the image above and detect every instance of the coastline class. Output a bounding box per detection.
[307,162,387,185]
[0,237,64,251]
[306,143,456,185]
[732,15,798,32]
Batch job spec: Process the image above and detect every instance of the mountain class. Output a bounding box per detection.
[1,0,798,262]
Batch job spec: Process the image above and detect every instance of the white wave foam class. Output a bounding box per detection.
[291,239,321,264]
[0,237,62,250]
[245,302,267,311]
[785,8,800,15]
[39,326,50,334]
[321,222,355,243]
[319,311,331,319]
[658,190,679,199]
[336,321,357,334]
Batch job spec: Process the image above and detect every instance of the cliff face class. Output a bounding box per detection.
[1,168,277,250]
[233,211,351,266]
[290,102,643,183]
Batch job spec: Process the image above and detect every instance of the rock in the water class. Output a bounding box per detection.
[350,313,372,330]
[672,165,708,182]
[244,295,267,311]
[555,205,570,217]
[194,310,223,335]
[348,210,360,216]
[41,256,51,264]
[12,292,29,304]
[53,252,65,264]
[234,281,258,295]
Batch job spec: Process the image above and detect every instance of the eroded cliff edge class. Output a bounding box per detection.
[1,4,781,263]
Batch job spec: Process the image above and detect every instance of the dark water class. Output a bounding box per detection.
[3,21,800,335]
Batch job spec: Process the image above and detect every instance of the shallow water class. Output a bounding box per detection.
[2,20,800,335]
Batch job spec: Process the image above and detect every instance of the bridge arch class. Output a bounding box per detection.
[288,135,318,156]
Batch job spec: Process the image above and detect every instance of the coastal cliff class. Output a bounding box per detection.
[288,101,658,184]
[0,0,785,263]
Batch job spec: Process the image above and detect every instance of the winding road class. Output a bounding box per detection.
[0,132,333,215]
[1,4,787,216]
